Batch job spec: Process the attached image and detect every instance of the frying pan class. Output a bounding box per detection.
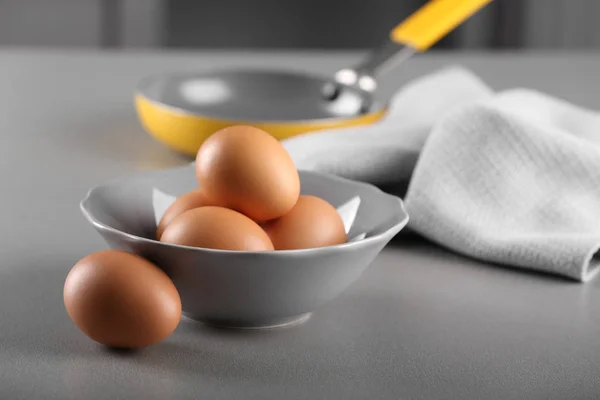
[135,0,493,156]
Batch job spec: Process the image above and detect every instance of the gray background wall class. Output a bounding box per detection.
[1,0,599,50]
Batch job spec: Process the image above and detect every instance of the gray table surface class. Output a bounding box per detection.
[1,49,600,400]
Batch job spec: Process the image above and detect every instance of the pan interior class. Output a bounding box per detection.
[137,70,382,122]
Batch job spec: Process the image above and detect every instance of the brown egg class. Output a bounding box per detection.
[63,250,181,349]
[160,206,274,251]
[156,189,216,240]
[195,125,300,222]
[263,195,347,250]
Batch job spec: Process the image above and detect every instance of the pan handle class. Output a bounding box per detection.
[329,0,493,99]
[390,0,493,52]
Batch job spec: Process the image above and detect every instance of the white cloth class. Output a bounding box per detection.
[282,67,600,282]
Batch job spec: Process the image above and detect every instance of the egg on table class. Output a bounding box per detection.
[195,125,300,222]
[263,195,347,250]
[63,250,181,349]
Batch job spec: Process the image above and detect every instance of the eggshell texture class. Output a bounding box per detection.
[195,125,300,222]
[63,250,181,349]
[160,206,274,251]
[263,195,347,250]
[156,189,216,240]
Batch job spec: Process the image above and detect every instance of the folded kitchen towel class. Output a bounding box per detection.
[281,66,600,282]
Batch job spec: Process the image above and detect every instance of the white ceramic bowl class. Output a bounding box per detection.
[81,163,408,329]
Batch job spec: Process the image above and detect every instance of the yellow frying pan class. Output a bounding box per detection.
[135,0,493,156]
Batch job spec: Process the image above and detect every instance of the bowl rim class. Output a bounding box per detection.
[80,167,409,257]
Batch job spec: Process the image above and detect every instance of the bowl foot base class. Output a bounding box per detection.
[182,312,312,330]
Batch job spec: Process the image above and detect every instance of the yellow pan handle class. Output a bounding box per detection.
[391,0,493,51]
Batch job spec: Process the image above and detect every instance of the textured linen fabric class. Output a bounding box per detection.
[282,66,600,282]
